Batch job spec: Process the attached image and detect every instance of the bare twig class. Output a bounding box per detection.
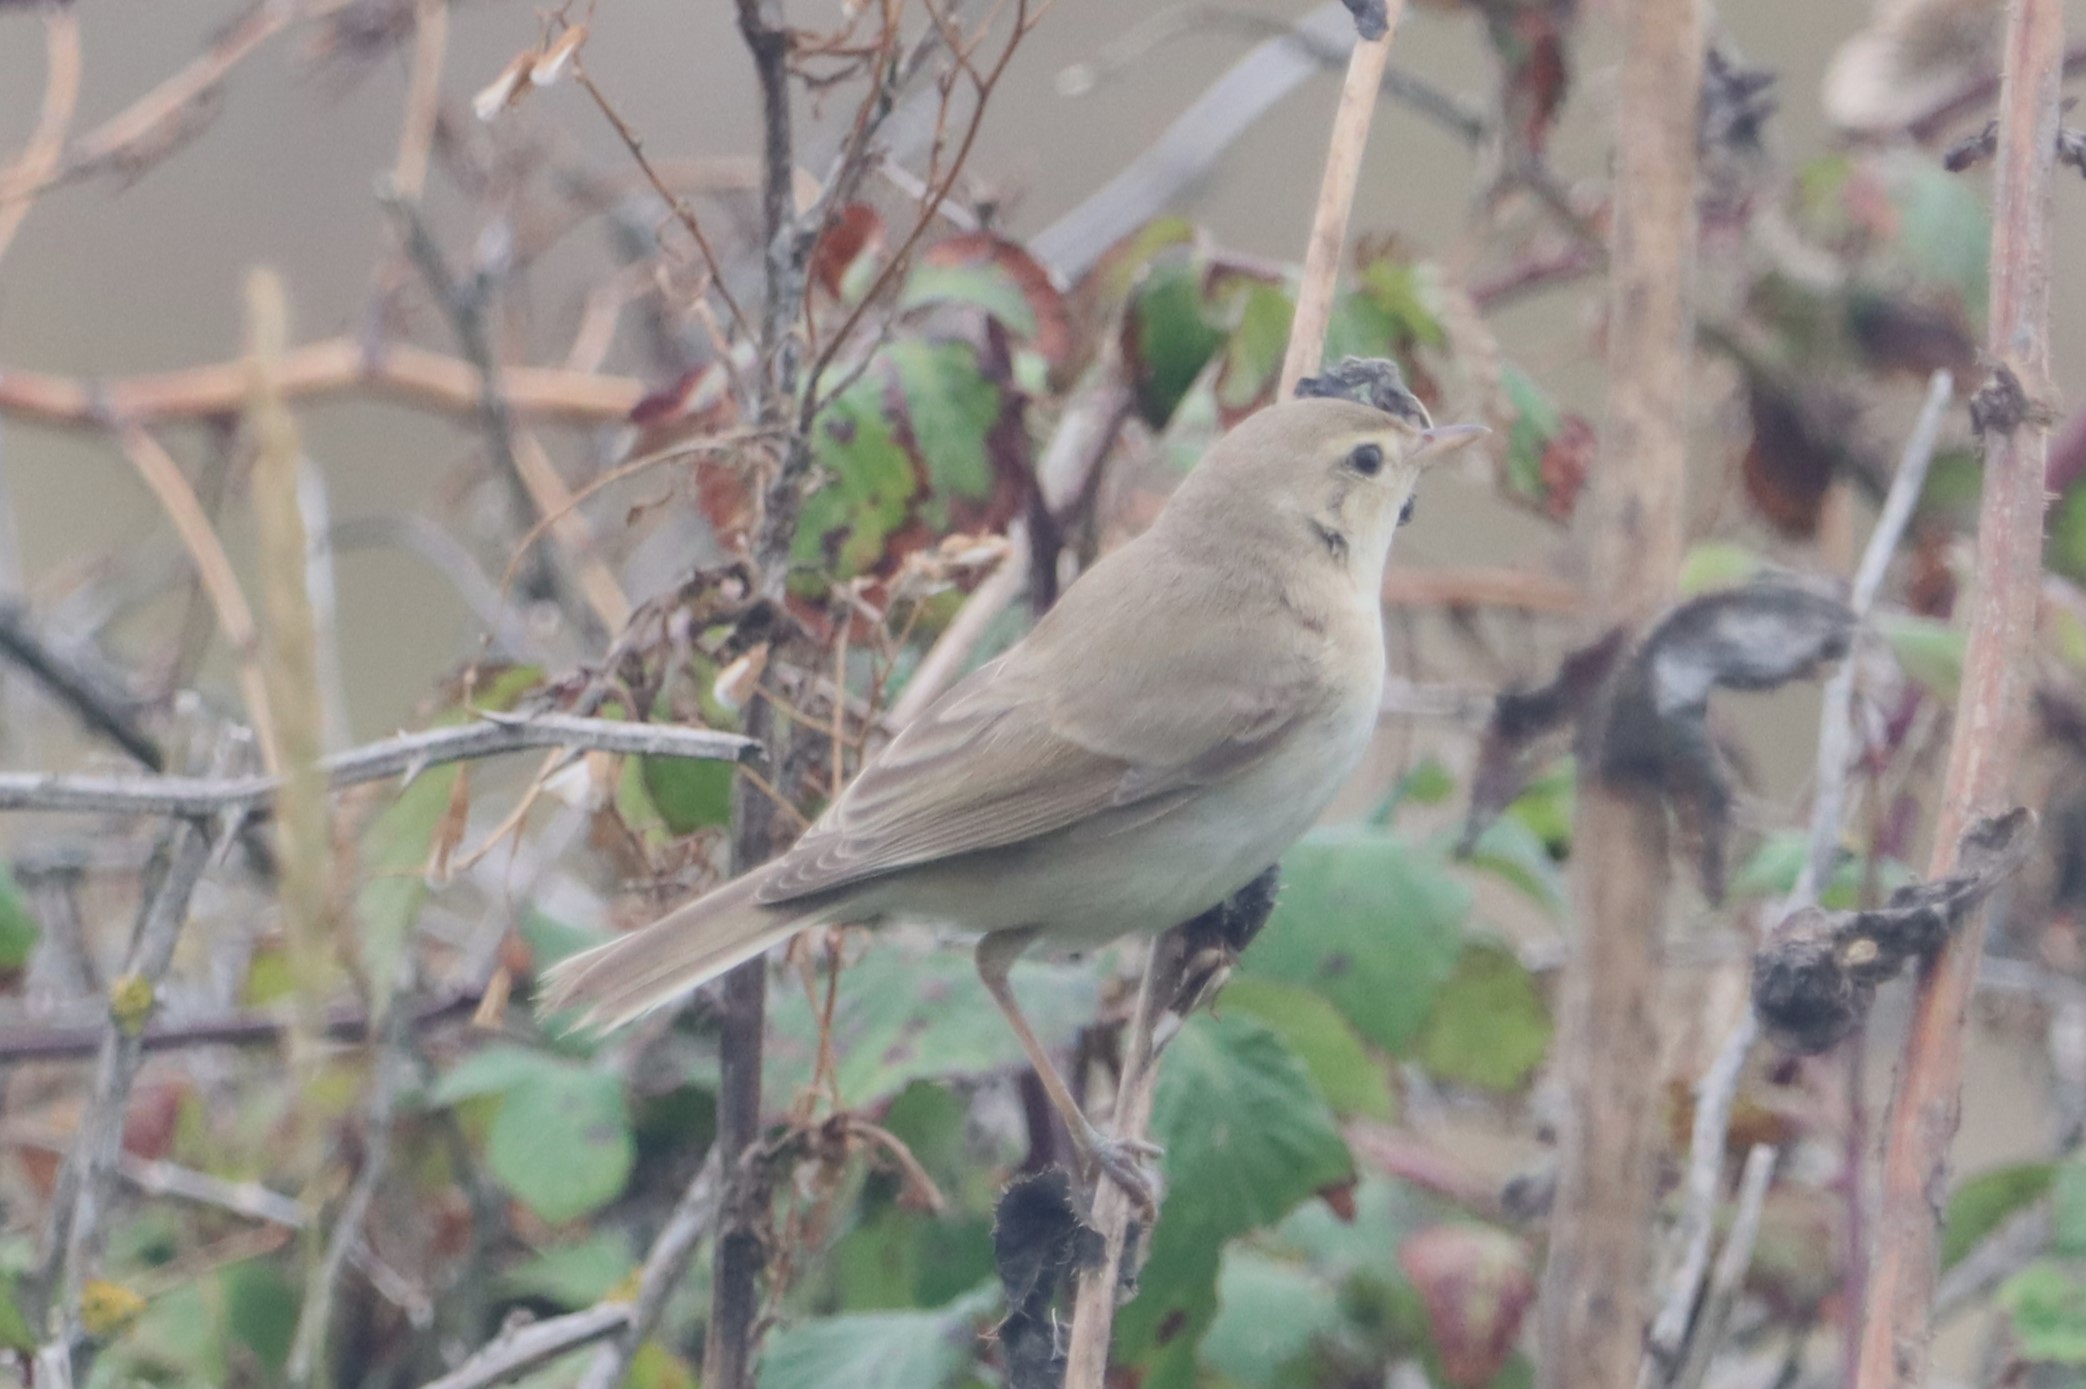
[571,1152,722,1389]
[418,1305,635,1389]
[1673,1145,1778,1389]
[32,814,218,1363]
[1538,2,1702,1388]
[0,603,163,769]
[0,8,82,265]
[1856,0,2066,1380]
[0,338,645,428]
[286,1011,407,1389]
[1278,11,1399,396]
[1645,370,1954,1387]
[1063,930,1189,1388]
[392,0,448,202]
[116,425,278,773]
[1034,3,1430,280]
[1800,370,1955,898]
[379,188,576,620]
[0,713,756,818]
[705,5,807,1384]
[0,987,482,1064]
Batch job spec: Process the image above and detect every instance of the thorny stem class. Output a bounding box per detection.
[1856,0,2065,1383]
[31,814,218,1372]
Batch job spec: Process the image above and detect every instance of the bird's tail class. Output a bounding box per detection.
[538,868,808,1030]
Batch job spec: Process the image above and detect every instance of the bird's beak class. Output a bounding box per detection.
[1410,422,1489,467]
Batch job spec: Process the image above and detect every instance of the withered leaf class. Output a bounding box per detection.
[993,1169,1103,1389]
[1294,355,1430,426]
[1459,629,1627,853]
[1601,582,1856,900]
[1753,808,2037,1054]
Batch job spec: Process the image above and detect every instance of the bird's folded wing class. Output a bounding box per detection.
[754,648,1312,905]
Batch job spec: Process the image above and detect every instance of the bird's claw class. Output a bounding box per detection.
[1079,1126,1165,1220]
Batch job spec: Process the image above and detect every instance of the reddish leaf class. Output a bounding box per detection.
[1741,371,1867,538]
[122,1077,189,1161]
[627,363,738,460]
[1537,414,1595,521]
[1399,1224,1536,1387]
[921,232,1072,367]
[809,202,885,299]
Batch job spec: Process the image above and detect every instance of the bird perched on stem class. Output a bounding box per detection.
[543,393,1484,1211]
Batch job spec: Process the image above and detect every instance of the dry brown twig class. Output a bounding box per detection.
[0,339,646,428]
[1856,1,2067,1382]
[1538,2,1702,1388]
[1278,3,1400,396]
[0,7,82,266]
[115,425,278,774]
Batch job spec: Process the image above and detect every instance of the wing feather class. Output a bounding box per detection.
[756,541,1331,906]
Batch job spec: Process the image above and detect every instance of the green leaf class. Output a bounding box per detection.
[1882,151,1990,317]
[764,943,1097,1110]
[0,868,37,971]
[498,1231,635,1308]
[462,1056,635,1224]
[796,373,920,579]
[354,762,458,1019]
[0,1274,33,1353]
[1418,943,1551,1093]
[1943,1163,2056,1269]
[429,1044,557,1106]
[758,1289,991,1389]
[1506,759,1575,855]
[1456,815,1567,913]
[1213,281,1294,419]
[2054,1161,2086,1258]
[1728,831,1914,910]
[2050,484,2086,585]
[641,754,735,834]
[1118,1013,1352,1366]
[2000,1261,2086,1364]
[1125,255,1226,428]
[1678,541,1766,597]
[1500,364,1560,507]
[1247,827,1471,1052]
[519,906,609,975]
[1374,759,1456,825]
[889,341,1006,529]
[222,1258,299,1374]
[1218,975,1396,1120]
[1878,614,1964,698]
[901,262,1038,338]
[1201,1248,1343,1388]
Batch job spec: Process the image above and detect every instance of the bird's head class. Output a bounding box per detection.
[1168,396,1487,580]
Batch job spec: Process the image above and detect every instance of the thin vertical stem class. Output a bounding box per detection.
[1854,0,2064,1382]
[1538,2,1701,1388]
[1277,10,1402,397]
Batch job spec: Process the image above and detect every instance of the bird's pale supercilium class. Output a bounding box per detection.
[542,395,1486,1209]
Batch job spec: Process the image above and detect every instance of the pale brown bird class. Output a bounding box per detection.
[543,396,1484,1206]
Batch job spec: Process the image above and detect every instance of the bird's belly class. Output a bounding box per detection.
[859,691,1376,950]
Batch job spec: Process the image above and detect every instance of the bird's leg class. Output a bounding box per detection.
[975,930,1162,1220]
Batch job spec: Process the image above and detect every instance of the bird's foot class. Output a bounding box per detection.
[1076,1124,1165,1221]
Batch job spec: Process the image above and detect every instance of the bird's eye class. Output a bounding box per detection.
[1348,443,1384,476]
[1398,495,1416,527]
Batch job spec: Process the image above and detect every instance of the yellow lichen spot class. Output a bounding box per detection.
[603,1267,644,1304]
[80,1279,147,1339]
[1841,938,1880,967]
[107,975,157,1034]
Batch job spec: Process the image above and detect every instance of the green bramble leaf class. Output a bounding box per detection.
[1248,827,1471,1052]
[1417,943,1551,1094]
